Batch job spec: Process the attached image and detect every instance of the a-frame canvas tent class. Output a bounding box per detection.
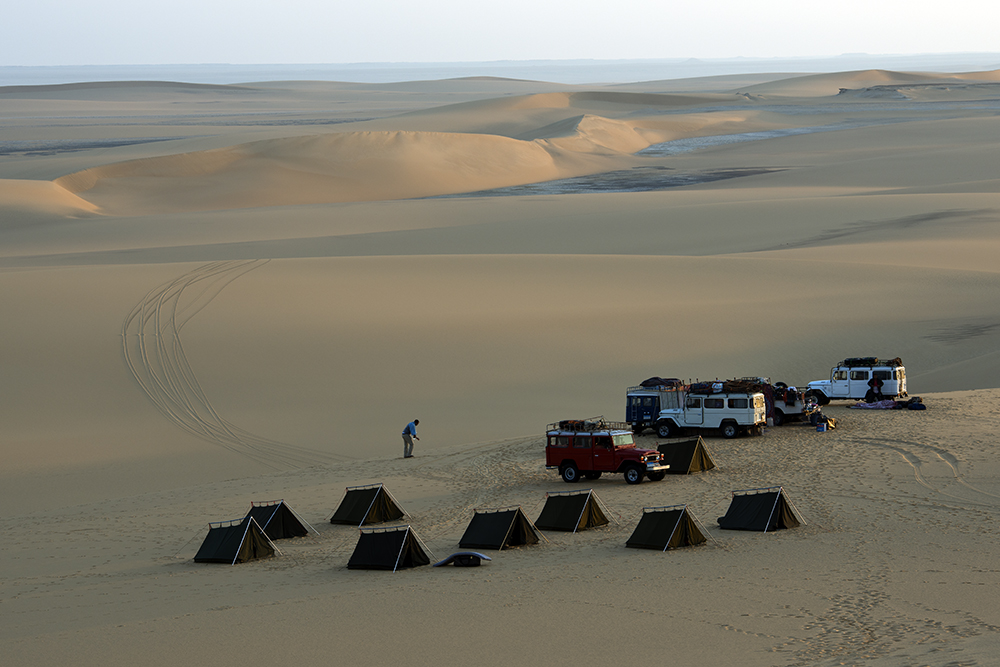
[656,437,716,474]
[330,483,406,527]
[194,516,277,564]
[626,505,708,551]
[245,500,316,540]
[534,489,612,533]
[459,507,546,550]
[717,486,806,532]
[347,525,432,571]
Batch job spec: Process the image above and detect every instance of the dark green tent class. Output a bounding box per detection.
[717,486,805,532]
[330,483,406,526]
[194,516,276,564]
[459,507,544,550]
[535,489,611,533]
[246,500,314,540]
[656,437,716,474]
[626,505,707,550]
[347,525,432,571]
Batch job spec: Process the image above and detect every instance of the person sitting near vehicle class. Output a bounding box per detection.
[785,386,797,406]
[810,411,837,429]
[865,375,885,403]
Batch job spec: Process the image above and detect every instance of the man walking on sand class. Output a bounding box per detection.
[402,419,419,458]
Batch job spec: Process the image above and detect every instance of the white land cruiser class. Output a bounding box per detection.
[629,380,767,439]
[806,357,907,404]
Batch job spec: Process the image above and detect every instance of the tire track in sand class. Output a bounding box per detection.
[850,436,1000,507]
[122,260,344,470]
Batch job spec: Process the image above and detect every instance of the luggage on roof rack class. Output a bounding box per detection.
[549,417,630,432]
[840,357,902,368]
[841,357,880,367]
[639,377,682,388]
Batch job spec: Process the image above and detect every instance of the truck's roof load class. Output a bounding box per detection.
[547,417,630,433]
[839,357,903,368]
[639,376,683,388]
[689,379,766,395]
[628,378,766,395]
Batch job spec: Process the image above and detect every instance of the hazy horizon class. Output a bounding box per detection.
[4,52,1000,87]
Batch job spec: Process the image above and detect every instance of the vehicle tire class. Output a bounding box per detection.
[773,410,784,426]
[656,420,675,438]
[560,463,580,483]
[648,472,665,482]
[584,471,602,480]
[623,466,644,485]
[721,422,739,439]
[807,390,830,406]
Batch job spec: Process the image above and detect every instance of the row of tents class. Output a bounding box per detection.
[194,434,719,564]
[194,484,805,568]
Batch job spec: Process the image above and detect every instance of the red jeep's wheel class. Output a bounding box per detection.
[624,466,644,485]
[561,463,580,483]
[648,472,665,482]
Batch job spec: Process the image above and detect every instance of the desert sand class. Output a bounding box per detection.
[2,68,1000,666]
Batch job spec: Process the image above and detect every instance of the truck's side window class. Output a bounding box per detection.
[643,397,654,406]
[873,370,891,381]
[686,397,701,409]
[551,436,570,448]
[574,435,592,448]
[834,370,848,380]
[594,436,612,449]
[705,398,724,409]
[850,371,869,380]
[728,398,748,409]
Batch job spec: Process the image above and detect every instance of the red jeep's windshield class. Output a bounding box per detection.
[612,434,634,448]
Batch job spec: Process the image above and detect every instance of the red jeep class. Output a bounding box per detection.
[545,418,669,484]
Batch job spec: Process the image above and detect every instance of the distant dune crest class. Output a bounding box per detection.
[9,67,1000,217]
[53,113,669,214]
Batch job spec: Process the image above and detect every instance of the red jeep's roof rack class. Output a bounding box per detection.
[546,416,631,432]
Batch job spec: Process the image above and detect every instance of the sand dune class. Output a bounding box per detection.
[0,178,99,220]
[0,80,253,98]
[44,86,792,215]
[54,122,657,214]
[509,90,729,110]
[740,68,1000,96]
[3,70,1000,666]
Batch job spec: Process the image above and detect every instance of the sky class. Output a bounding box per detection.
[3,0,999,67]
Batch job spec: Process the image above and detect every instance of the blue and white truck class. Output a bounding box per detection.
[627,379,767,439]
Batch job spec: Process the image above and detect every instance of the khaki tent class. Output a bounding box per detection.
[194,516,276,564]
[534,489,612,533]
[656,437,716,474]
[717,486,805,532]
[626,505,707,551]
[246,500,315,540]
[347,525,432,571]
[330,483,406,526]
[459,507,545,550]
